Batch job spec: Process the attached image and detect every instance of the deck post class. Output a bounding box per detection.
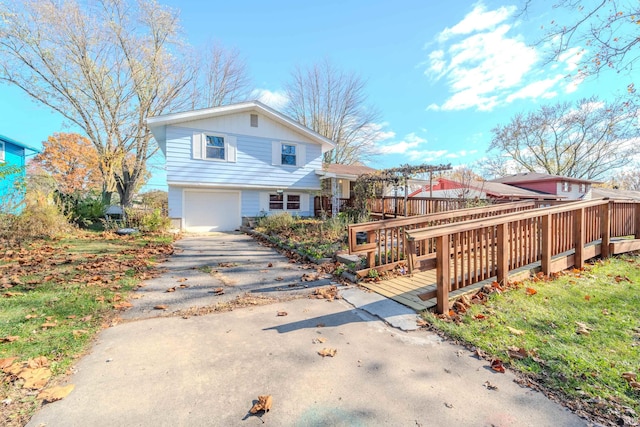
[496,223,509,285]
[541,214,552,275]
[436,234,451,314]
[635,202,640,239]
[574,208,585,268]
[367,231,376,268]
[601,202,611,258]
[406,237,417,275]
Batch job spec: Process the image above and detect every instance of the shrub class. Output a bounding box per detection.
[124,208,171,232]
[0,202,72,246]
[256,212,296,234]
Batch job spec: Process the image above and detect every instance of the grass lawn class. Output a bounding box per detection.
[0,231,174,426]
[426,255,640,425]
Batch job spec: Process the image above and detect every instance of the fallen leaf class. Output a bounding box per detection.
[72,329,89,337]
[154,305,168,310]
[474,348,487,359]
[444,402,453,408]
[113,301,133,310]
[1,336,20,342]
[316,323,325,328]
[267,263,273,268]
[490,359,506,373]
[473,314,486,320]
[630,381,640,390]
[212,287,225,295]
[19,367,51,389]
[25,314,38,320]
[276,311,288,317]
[507,346,529,360]
[250,395,273,414]
[621,372,637,382]
[275,277,284,281]
[166,287,176,293]
[584,295,591,301]
[506,326,525,336]
[310,286,339,301]
[312,337,327,344]
[38,384,75,402]
[575,322,592,335]
[525,287,537,296]
[416,318,428,327]
[483,381,498,390]
[177,278,188,283]
[0,357,18,370]
[318,348,337,357]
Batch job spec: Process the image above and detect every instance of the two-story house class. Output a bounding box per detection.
[0,134,39,211]
[147,101,335,232]
[490,172,596,200]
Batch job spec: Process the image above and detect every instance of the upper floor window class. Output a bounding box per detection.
[562,181,571,192]
[206,135,225,160]
[0,140,5,163]
[281,144,296,165]
[579,183,587,193]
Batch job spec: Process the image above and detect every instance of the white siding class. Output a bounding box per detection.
[165,126,323,190]
[168,186,182,218]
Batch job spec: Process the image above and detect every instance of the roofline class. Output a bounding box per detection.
[147,100,336,152]
[491,174,599,184]
[0,134,40,153]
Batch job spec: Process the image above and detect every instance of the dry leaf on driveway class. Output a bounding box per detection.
[250,395,273,414]
[154,305,168,310]
[318,348,337,357]
[276,311,287,317]
[38,384,75,402]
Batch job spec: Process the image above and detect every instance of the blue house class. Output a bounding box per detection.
[147,101,335,232]
[0,134,39,211]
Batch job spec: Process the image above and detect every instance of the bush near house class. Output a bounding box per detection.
[255,212,349,260]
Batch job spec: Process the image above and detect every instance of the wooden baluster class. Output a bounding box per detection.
[541,214,552,275]
[601,202,610,258]
[496,223,509,286]
[574,208,585,269]
[436,234,451,314]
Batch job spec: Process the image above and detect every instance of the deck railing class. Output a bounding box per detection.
[366,197,480,218]
[347,201,537,275]
[405,199,640,314]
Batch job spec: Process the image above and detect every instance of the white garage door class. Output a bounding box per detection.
[183,191,241,232]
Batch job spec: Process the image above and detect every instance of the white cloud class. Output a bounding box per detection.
[424,2,589,112]
[377,132,427,155]
[437,3,516,43]
[251,88,288,110]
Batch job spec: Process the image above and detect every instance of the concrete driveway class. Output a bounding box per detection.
[27,233,587,427]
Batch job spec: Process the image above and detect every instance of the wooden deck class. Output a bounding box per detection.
[359,268,490,312]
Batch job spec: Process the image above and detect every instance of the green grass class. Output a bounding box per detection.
[426,256,640,419]
[0,231,173,425]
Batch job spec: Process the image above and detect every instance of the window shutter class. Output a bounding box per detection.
[192,132,202,159]
[296,144,306,167]
[272,141,280,165]
[227,136,237,162]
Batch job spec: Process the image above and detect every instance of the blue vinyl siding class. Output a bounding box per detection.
[165,126,323,190]
[0,141,27,210]
[241,190,260,217]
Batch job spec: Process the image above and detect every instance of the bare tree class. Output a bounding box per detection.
[611,166,640,191]
[0,0,251,207]
[487,96,639,180]
[187,41,252,109]
[284,59,382,165]
[523,0,640,76]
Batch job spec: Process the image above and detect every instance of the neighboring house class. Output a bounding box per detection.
[490,172,596,200]
[0,134,39,211]
[147,101,335,232]
[409,177,563,201]
[591,187,640,200]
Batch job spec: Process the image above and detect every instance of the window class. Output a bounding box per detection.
[562,181,571,192]
[269,194,284,210]
[0,140,4,163]
[281,144,296,165]
[205,135,225,160]
[250,114,258,127]
[579,183,586,193]
[287,194,300,210]
[269,193,301,211]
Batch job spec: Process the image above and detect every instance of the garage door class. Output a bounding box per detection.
[183,191,241,232]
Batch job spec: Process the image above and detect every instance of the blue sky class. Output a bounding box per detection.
[0,0,632,190]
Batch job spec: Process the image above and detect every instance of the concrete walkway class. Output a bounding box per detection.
[27,233,587,427]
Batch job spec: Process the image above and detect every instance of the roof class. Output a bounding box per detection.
[490,172,597,185]
[410,177,563,200]
[0,134,39,153]
[321,163,377,177]
[147,100,336,153]
[591,187,640,200]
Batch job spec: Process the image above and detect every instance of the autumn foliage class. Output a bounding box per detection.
[34,133,102,196]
